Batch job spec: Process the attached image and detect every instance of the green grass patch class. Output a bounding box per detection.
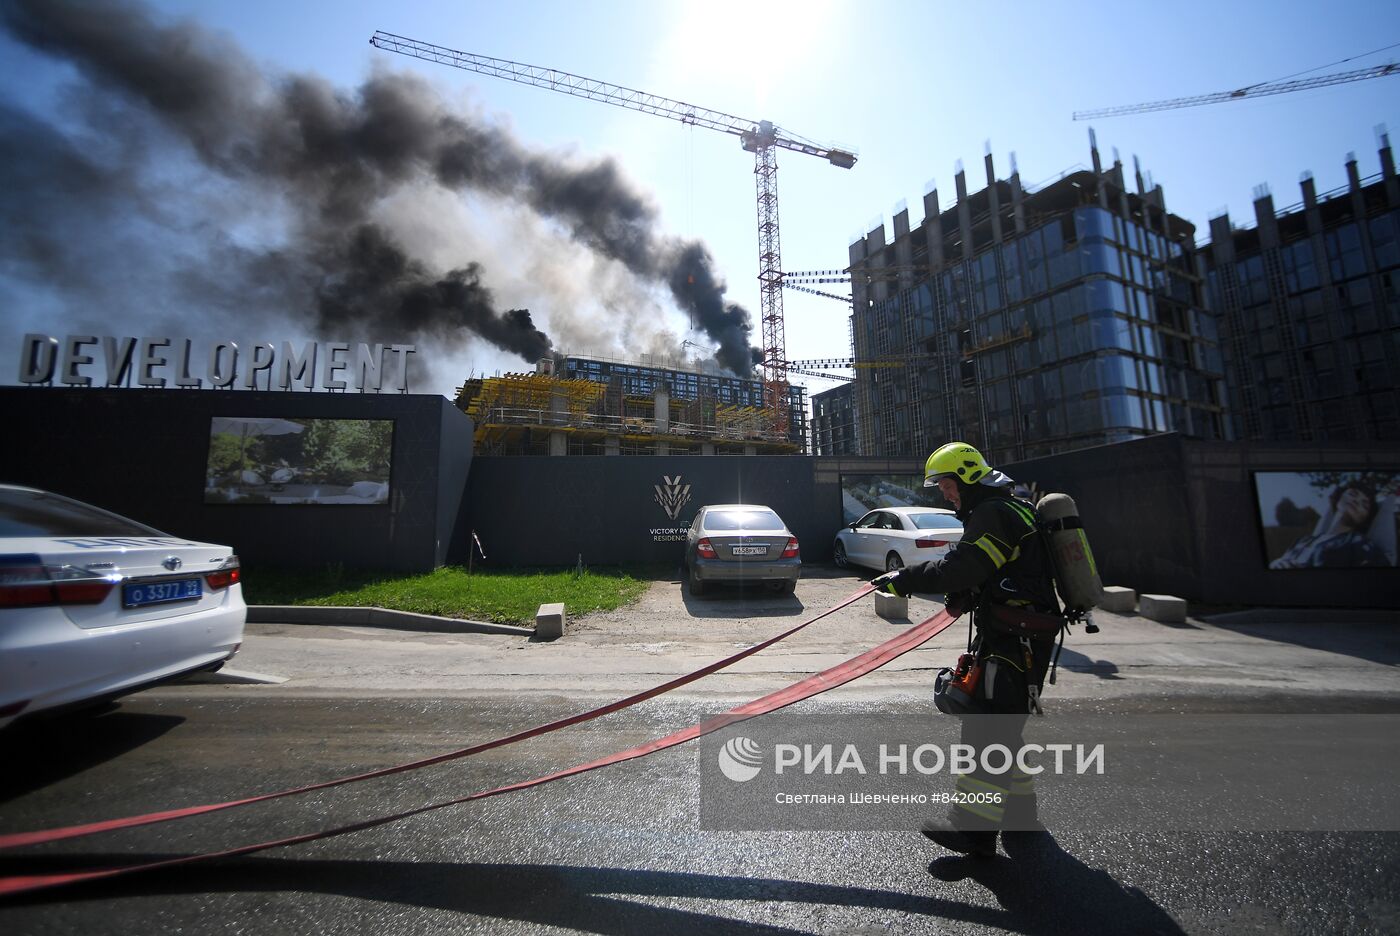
[242,564,652,625]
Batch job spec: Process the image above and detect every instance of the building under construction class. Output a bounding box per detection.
[1205,137,1400,442]
[845,135,1229,464]
[455,355,807,455]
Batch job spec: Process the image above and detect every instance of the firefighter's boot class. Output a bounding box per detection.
[920,818,998,858]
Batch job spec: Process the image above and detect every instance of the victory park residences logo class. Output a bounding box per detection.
[654,474,692,521]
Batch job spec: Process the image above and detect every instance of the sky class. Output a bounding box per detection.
[2,0,1398,400]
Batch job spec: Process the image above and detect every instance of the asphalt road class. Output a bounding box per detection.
[3,569,1399,935]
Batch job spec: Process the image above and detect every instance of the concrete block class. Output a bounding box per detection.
[1097,586,1137,613]
[535,602,567,640]
[873,591,908,621]
[1139,594,1187,623]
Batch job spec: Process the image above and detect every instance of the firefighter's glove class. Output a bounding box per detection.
[871,570,909,597]
[944,590,976,617]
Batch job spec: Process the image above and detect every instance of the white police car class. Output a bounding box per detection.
[0,485,246,728]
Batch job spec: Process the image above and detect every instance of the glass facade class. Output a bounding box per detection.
[851,198,1226,464]
[1207,177,1400,443]
[812,383,857,455]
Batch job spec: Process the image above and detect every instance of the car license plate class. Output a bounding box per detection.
[732,546,767,556]
[123,578,203,608]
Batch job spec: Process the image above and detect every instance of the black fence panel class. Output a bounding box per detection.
[0,387,472,573]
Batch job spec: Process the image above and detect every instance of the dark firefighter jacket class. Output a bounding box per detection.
[890,483,1059,616]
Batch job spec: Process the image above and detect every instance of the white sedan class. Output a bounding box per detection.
[0,485,246,729]
[833,505,965,573]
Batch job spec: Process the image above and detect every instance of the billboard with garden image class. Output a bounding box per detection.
[204,417,394,505]
[1253,470,1399,569]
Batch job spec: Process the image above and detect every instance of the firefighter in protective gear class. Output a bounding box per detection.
[880,442,1061,857]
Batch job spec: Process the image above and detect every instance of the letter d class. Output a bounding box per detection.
[19,334,58,384]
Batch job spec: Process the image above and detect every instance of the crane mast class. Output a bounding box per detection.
[369,31,857,432]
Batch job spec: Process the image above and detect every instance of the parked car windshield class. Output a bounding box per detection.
[704,509,784,531]
[908,513,962,531]
[0,489,162,537]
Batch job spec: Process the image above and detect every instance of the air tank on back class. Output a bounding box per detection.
[1037,492,1104,615]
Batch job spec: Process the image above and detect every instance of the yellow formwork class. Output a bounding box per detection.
[455,372,797,454]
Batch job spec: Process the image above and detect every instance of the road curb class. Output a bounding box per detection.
[248,605,536,636]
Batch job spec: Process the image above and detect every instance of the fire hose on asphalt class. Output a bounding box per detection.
[0,585,959,897]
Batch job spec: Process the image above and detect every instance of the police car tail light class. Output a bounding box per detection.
[915,538,950,548]
[204,556,241,591]
[781,537,800,558]
[0,555,115,608]
[696,538,717,558]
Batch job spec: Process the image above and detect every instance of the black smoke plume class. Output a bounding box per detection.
[0,0,760,375]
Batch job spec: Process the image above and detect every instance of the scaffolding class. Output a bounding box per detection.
[456,370,802,455]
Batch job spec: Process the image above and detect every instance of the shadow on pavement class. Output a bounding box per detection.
[1200,618,1400,668]
[681,587,807,619]
[2,853,1170,935]
[1053,647,1122,680]
[929,831,1184,935]
[0,707,185,802]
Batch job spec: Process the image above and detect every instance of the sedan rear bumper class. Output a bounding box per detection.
[691,557,801,583]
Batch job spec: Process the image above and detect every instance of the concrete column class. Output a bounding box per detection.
[955,166,973,261]
[922,187,945,271]
[893,208,913,289]
[1253,193,1279,250]
[1380,134,1399,205]
[549,431,567,456]
[1301,175,1323,239]
[1010,172,1027,233]
[1208,214,1234,265]
[1089,128,1106,209]
[653,386,669,434]
[605,436,620,455]
[549,387,569,426]
[656,441,669,456]
[743,444,757,456]
[701,441,716,455]
[985,151,1002,244]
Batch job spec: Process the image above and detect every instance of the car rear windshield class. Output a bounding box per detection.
[0,489,163,537]
[704,509,784,531]
[909,513,961,531]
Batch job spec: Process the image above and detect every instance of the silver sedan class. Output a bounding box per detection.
[684,504,800,596]
[833,506,964,573]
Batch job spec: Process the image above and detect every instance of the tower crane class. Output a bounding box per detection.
[368,31,858,432]
[781,265,939,305]
[1073,61,1397,120]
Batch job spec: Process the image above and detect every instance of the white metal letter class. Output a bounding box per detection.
[353,343,384,392]
[59,335,97,386]
[102,336,136,387]
[18,334,58,384]
[173,339,202,388]
[207,342,238,388]
[320,342,349,390]
[137,337,171,387]
[278,341,317,391]
[240,342,276,389]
